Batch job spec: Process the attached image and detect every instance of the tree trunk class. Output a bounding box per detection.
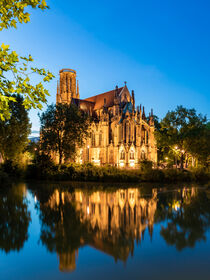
[185,154,188,168]
[59,151,63,165]
[180,154,184,169]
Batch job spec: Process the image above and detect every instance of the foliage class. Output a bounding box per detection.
[26,152,56,179]
[156,106,209,168]
[141,169,165,182]
[185,122,210,166]
[140,160,153,172]
[0,0,54,120]
[0,184,31,253]
[0,94,31,162]
[159,191,210,250]
[191,167,210,182]
[40,103,90,164]
[25,161,210,183]
[0,170,11,187]
[1,160,24,177]
[38,191,90,259]
[25,140,39,161]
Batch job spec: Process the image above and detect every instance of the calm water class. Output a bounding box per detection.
[0,182,210,280]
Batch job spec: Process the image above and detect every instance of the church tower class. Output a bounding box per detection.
[56,69,80,104]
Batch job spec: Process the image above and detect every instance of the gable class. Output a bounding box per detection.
[120,86,131,103]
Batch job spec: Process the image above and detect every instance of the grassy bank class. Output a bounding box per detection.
[1,160,209,184]
[26,162,209,183]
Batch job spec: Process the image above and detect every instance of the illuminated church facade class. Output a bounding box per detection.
[56,69,157,167]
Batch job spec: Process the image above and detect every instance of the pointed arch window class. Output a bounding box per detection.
[141,150,145,160]
[109,150,114,164]
[130,150,135,160]
[91,133,95,147]
[120,150,125,160]
[99,131,103,146]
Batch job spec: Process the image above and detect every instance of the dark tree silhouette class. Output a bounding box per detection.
[0,185,31,253]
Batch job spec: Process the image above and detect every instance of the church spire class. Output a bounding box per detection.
[142,106,146,120]
[149,108,154,126]
[132,90,135,112]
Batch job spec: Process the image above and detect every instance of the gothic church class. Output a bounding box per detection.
[56,69,157,167]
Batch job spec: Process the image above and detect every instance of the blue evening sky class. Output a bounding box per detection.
[1,0,210,131]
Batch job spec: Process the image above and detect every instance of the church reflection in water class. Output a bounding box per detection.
[75,188,157,255]
[41,188,157,271]
[37,186,203,272]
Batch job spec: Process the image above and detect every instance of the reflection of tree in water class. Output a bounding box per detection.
[38,191,89,272]
[156,188,210,251]
[0,184,31,253]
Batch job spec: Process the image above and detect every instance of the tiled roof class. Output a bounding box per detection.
[72,98,95,112]
[84,87,124,110]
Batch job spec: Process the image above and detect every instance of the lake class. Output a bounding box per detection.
[0,182,210,280]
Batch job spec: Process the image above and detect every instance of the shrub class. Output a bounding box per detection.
[25,160,210,183]
[163,169,179,182]
[141,169,164,182]
[26,153,56,179]
[140,160,153,172]
[191,168,210,182]
[0,170,11,188]
[1,160,23,178]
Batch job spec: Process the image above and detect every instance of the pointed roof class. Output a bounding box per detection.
[84,87,124,110]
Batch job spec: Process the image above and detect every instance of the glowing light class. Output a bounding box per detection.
[174,146,178,150]
[119,162,125,167]
[173,201,181,211]
[87,145,90,149]
[92,159,100,166]
[165,157,168,160]
[34,195,37,203]
[87,206,90,215]
[129,160,135,167]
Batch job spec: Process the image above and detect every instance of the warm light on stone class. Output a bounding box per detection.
[56,68,157,167]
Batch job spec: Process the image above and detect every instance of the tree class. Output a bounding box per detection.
[159,191,210,251]
[0,184,31,253]
[38,190,90,261]
[0,0,54,121]
[155,106,208,168]
[185,122,210,167]
[40,103,90,164]
[0,94,31,162]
